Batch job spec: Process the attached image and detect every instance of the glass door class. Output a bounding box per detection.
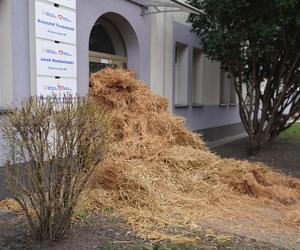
[89,51,128,74]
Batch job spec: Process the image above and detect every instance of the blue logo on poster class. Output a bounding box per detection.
[42,48,72,57]
[42,48,58,55]
[41,9,57,19]
[41,9,72,23]
[44,84,73,91]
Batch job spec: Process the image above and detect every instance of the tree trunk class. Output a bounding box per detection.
[235,74,300,155]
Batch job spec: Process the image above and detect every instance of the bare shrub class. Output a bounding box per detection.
[0,97,112,242]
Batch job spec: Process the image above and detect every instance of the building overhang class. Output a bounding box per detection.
[128,0,204,16]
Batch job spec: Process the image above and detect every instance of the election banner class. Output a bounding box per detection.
[37,76,77,96]
[36,38,77,78]
[35,1,76,44]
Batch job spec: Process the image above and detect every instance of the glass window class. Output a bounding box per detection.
[174,43,189,106]
[229,78,237,105]
[192,48,204,106]
[89,24,115,55]
[220,70,230,105]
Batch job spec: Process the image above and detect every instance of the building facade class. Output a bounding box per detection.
[0,0,245,157]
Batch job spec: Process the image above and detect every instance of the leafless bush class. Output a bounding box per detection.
[0,96,112,242]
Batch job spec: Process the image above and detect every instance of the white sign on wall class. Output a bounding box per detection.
[36,38,77,78]
[31,0,77,97]
[46,0,76,10]
[37,76,77,96]
[35,1,76,44]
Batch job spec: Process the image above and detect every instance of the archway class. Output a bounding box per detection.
[89,13,140,75]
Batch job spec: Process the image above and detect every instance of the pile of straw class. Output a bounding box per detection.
[80,68,300,240]
[1,68,299,241]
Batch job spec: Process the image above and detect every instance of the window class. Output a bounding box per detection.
[220,70,236,105]
[220,70,229,105]
[89,23,115,55]
[192,48,204,106]
[202,60,221,105]
[229,78,237,105]
[174,43,188,107]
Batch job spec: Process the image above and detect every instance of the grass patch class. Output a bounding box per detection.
[98,232,259,250]
[74,209,90,220]
[99,240,258,250]
[99,243,195,250]
[280,123,300,140]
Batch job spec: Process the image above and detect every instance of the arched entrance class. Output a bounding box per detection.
[89,16,127,73]
[89,13,139,74]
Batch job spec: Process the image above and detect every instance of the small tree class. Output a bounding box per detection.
[1,97,111,242]
[188,0,300,154]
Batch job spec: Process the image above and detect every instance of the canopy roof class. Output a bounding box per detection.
[128,0,203,15]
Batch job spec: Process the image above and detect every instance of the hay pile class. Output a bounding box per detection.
[78,68,300,240]
[1,68,299,241]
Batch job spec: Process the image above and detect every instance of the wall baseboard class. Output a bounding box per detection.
[208,133,248,148]
[198,122,245,143]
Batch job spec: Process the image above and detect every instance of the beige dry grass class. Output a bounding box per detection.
[1,68,300,242]
[84,68,300,240]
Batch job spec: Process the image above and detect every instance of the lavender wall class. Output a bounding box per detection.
[172,22,241,130]
[0,0,31,168]
[10,0,31,104]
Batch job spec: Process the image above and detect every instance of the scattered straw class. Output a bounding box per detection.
[0,199,22,213]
